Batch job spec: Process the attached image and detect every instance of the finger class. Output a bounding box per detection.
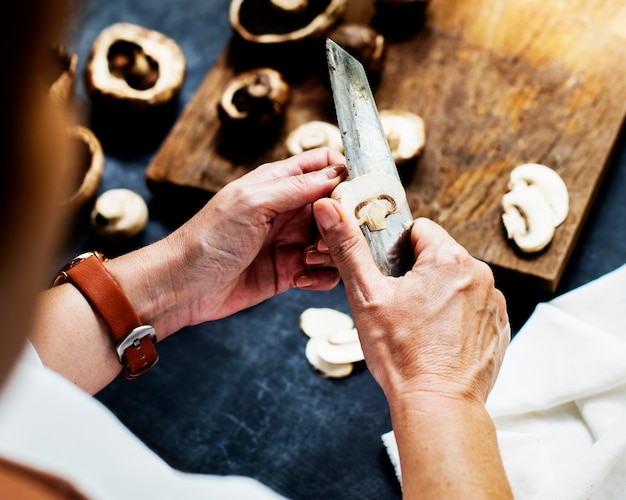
[251,164,347,217]
[294,268,340,291]
[313,198,382,302]
[410,217,460,261]
[250,148,346,183]
[303,246,335,268]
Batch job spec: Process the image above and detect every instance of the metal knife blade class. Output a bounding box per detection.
[326,38,413,276]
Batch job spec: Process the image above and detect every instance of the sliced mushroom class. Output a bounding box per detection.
[328,23,385,83]
[509,163,569,226]
[285,120,344,155]
[331,172,407,231]
[300,307,354,338]
[300,307,361,378]
[501,163,569,253]
[305,339,354,378]
[309,329,364,364]
[84,23,186,111]
[91,188,149,239]
[230,0,347,45]
[379,109,426,166]
[218,68,290,131]
[59,126,104,215]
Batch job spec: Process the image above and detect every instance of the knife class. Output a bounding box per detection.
[326,38,414,277]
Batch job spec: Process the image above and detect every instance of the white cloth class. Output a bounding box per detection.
[383,263,626,499]
[0,351,284,499]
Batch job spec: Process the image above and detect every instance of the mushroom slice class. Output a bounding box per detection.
[305,339,354,378]
[332,172,407,231]
[299,307,354,338]
[286,121,344,155]
[84,23,186,111]
[91,188,149,239]
[502,182,556,253]
[329,327,359,346]
[509,163,569,227]
[218,68,290,130]
[379,109,426,166]
[309,330,364,364]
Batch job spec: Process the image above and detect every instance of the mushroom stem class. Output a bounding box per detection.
[270,0,308,12]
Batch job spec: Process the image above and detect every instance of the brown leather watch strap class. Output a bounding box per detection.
[56,252,158,379]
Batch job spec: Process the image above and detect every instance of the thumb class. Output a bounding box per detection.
[313,198,382,297]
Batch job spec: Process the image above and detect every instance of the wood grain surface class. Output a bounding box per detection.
[146,0,626,291]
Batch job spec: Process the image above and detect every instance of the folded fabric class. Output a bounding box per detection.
[383,263,626,499]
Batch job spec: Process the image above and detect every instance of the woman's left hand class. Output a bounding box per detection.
[164,147,346,326]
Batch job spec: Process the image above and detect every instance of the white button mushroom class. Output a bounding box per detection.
[285,121,344,155]
[331,172,407,231]
[379,109,426,166]
[91,188,149,239]
[501,163,569,253]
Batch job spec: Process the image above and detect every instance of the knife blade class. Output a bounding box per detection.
[326,38,413,276]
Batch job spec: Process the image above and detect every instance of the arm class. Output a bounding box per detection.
[30,148,346,394]
[312,199,512,499]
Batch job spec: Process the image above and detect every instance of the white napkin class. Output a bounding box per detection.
[383,263,626,499]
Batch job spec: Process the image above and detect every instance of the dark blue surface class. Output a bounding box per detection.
[56,1,626,498]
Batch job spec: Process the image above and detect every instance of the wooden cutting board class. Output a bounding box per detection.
[146,0,626,292]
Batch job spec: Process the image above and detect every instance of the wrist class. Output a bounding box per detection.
[104,238,188,340]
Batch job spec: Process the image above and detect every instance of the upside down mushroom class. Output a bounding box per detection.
[84,23,186,111]
[218,67,290,132]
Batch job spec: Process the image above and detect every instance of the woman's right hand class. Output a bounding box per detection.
[312,198,510,405]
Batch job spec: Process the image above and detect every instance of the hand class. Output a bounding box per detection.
[166,148,346,325]
[312,198,510,405]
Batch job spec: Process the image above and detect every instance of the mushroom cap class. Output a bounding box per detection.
[285,120,344,155]
[230,0,348,45]
[219,67,290,128]
[85,23,186,109]
[328,23,385,78]
[90,188,149,239]
[59,126,104,214]
[379,109,426,165]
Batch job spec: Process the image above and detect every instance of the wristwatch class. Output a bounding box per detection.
[52,251,159,379]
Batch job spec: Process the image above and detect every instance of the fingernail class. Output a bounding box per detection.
[295,274,315,289]
[305,249,328,266]
[315,200,342,231]
[325,164,347,179]
[317,239,329,252]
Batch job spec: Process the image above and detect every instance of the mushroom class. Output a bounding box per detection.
[331,172,407,231]
[328,23,385,84]
[84,23,186,111]
[373,0,429,37]
[218,67,290,131]
[90,188,149,240]
[230,0,347,45]
[379,109,426,166]
[285,120,344,155]
[46,45,78,106]
[59,126,104,215]
[299,307,362,378]
[501,163,569,253]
